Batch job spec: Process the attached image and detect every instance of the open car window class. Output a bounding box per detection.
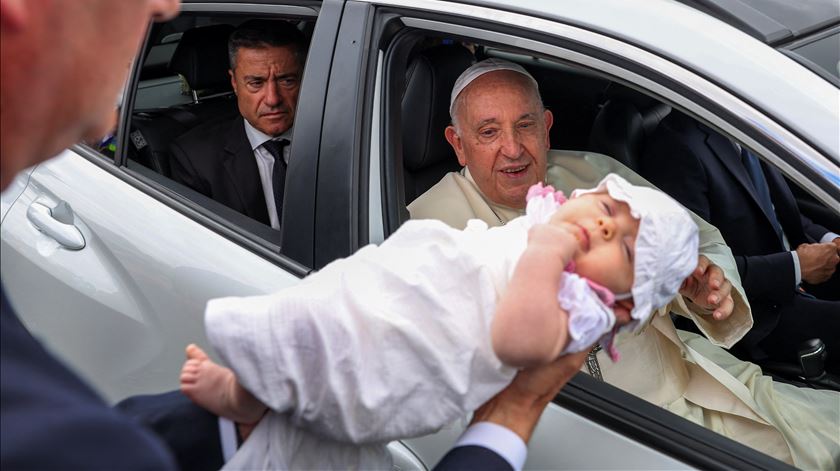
[371,9,837,469]
[116,7,321,267]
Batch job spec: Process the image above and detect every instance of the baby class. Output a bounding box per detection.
[181,173,699,469]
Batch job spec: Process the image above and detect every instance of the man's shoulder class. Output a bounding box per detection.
[172,115,241,150]
[408,171,480,229]
[408,172,463,215]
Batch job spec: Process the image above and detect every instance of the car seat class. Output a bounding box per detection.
[587,86,672,172]
[129,24,238,177]
[401,44,475,204]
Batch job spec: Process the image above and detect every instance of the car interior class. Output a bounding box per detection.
[121,13,838,405]
[388,35,839,389]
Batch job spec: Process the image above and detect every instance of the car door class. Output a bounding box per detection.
[0,0,339,402]
[314,0,836,469]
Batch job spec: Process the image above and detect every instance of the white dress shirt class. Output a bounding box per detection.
[243,120,292,230]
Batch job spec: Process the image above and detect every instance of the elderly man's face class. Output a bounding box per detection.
[445,71,553,209]
[230,45,301,136]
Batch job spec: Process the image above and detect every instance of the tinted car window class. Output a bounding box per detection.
[788,30,840,81]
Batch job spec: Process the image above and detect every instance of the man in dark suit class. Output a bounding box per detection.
[641,111,840,371]
[0,0,182,469]
[170,20,306,229]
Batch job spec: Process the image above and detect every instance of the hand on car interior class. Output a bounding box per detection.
[679,255,734,321]
[796,242,840,285]
[470,350,588,444]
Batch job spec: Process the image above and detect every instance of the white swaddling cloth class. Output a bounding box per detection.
[208,220,614,469]
[207,174,698,470]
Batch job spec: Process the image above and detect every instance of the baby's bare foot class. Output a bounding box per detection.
[179,344,267,424]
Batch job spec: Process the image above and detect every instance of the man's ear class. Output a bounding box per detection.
[543,109,554,148]
[228,69,237,95]
[0,0,27,31]
[445,125,467,166]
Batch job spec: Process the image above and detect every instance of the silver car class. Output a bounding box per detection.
[2,0,837,469]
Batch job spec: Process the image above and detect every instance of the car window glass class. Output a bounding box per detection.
[787,29,840,82]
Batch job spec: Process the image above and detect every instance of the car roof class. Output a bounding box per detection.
[674,0,840,46]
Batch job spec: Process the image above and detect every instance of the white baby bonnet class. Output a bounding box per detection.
[571,173,699,333]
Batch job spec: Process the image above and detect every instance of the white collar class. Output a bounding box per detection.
[243,119,293,151]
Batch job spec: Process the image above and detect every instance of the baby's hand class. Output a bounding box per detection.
[527,222,579,262]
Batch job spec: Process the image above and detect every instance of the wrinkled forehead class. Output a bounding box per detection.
[233,45,301,71]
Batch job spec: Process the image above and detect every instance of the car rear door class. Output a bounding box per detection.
[0,0,341,403]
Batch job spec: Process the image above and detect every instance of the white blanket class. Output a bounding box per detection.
[207,216,614,469]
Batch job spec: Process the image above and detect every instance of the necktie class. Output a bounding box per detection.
[262,139,290,225]
[740,147,784,244]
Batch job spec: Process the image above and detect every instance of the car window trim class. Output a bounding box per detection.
[313,1,377,268]
[558,374,795,470]
[179,2,320,17]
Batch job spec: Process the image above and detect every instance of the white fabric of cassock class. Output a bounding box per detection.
[207,211,616,470]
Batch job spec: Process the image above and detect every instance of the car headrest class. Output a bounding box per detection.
[169,24,234,91]
[402,45,475,172]
[588,95,671,171]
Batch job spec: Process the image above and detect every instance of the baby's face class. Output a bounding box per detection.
[548,192,639,297]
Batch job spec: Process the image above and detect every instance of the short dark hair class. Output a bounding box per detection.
[228,19,308,70]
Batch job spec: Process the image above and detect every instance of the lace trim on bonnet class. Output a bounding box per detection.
[524,175,699,361]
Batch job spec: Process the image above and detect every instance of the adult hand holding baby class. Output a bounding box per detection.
[679,255,734,321]
[470,350,589,443]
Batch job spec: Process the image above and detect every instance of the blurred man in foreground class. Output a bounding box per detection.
[1,1,182,468]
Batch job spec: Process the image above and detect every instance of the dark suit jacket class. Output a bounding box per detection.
[117,391,224,471]
[434,445,514,471]
[170,116,271,225]
[641,112,831,345]
[0,286,176,470]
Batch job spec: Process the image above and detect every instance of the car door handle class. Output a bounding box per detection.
[26,201,86,250]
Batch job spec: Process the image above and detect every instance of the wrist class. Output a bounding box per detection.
[470,390,549,444]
